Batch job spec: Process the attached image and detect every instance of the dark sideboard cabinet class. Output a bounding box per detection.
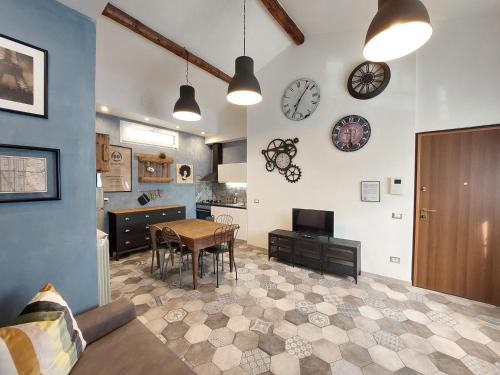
[268,229,361,283]
[109,205,186,260]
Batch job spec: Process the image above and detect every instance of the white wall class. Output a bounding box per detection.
[247,30,417,281]
[416,11,500,131]
[247,9,500,282]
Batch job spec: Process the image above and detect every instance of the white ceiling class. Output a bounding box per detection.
[57,0,500,138]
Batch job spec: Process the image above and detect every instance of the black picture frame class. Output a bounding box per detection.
[361,180,380,202]
[0,33,48,118]
[0,144,61,203]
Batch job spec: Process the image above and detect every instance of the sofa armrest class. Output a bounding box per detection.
[75,298,136,345]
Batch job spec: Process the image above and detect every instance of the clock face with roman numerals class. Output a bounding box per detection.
[332,115,371,152]
[282,78,320,121]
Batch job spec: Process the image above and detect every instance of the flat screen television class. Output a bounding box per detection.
[292,208,334,238]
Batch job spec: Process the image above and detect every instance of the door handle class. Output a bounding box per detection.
[420,208,437,219]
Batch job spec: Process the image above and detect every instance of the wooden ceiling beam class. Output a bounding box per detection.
[259,0,304,45]
[102,3,231,83]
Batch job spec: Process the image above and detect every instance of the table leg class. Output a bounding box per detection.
[191,248,199,289]
[229,240,234,273]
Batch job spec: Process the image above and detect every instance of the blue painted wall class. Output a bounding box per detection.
[96,114,211,225]
[0,0,96,324]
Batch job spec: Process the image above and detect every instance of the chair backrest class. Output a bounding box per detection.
[216,214,233,225]
[213,224,240,252]
[205,215,215,221]
[161,226,183,251]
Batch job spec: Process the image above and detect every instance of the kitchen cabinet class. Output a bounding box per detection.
[211,206,247,241]
[218,163,246,183]
[96,133,110,172]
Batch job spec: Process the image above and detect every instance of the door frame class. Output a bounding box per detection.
[411,123,500,287]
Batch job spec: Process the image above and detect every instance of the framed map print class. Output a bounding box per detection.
[176,164,193,184]
[101,145,132,192]
[0,144,60,203]
[0,34,48,118]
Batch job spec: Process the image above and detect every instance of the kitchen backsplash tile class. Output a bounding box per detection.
[196,178,247,204]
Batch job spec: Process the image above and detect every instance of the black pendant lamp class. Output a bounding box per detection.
[227,0,262,106]
[173,50,201,121]
[364,0,432,62]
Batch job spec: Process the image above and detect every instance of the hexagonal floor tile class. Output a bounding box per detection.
[270,352,300,375]
[208,327,235,347]
[285,335,312,359]
[308,312,330,328]
[228,315,251,332]
[164,308,187,323]
[330,359,362,375]
[185,324,212,344]
[184,341,216,367]
[213,345,243,371]
[368,345,405,372]
[240,348,271,375]
[234,330,260,351]
[311,338,341,363]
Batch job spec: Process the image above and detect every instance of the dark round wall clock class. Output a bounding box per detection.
[348,61,390,100]
[332,115,371,152]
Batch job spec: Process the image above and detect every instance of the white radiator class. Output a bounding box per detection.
[97,229,111,306]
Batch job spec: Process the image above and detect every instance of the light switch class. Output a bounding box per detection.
[253,199,260,204]
[392,213,403,219]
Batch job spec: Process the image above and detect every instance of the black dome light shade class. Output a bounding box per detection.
[364,0,432,62]
[173,84,201,122]
[227,56,262,105]
[227,0,262,106]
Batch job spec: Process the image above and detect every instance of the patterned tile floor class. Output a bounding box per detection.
[110,242,500,375]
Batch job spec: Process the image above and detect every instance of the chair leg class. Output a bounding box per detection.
[216,252,219,288]
[221,252,224,272]
[178,255,183,288]
[150,249,155,274]
[212,253,216,274]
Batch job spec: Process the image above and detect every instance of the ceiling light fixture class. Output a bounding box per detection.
[227,0,262,106]
[100,105,109,112]
[363,0,432,62]
[144,117,150,121]
[173,50,201,121]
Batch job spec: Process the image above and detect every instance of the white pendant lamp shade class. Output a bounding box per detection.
[363,0,432,62]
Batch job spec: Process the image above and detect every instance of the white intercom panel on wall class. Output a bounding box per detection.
[389,177,403,195]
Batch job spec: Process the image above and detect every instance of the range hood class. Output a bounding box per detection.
[200,143,222,182]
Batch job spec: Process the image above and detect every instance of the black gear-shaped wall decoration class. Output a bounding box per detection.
[261,138,302,183]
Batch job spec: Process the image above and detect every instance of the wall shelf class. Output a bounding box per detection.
[136,153,174,183]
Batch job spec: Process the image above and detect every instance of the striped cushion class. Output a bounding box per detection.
[0,283,86,375]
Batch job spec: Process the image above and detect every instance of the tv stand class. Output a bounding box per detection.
[269,229,361,283]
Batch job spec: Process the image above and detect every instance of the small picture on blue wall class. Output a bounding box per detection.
[176,164,193,184]
[0,34,47,118]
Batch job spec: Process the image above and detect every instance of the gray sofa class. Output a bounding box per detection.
[72,298,193,375]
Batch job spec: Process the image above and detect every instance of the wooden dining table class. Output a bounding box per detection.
[149,219,235,289]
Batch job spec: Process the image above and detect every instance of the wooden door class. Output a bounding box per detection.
[96,133,110,172]
[413,126,500,305]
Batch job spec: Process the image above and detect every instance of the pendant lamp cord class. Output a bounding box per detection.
[243,0,246,56]
[185,48,191,85]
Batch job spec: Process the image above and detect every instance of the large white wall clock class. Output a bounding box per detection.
[282,78,320,121]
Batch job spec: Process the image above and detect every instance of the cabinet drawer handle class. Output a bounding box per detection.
[177,211,181,214]
[145,214,150,218]
[125,241,131,245]
[125,217,130,221]
[162,212,166,216]
[145,237,150,241]
[145,225,150,230]
[125,229,131,233]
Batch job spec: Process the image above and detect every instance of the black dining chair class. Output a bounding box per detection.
[204,224,239,287]
[147,226,168,275]
[161,226,192,287]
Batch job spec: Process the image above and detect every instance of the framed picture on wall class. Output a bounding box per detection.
[0,34,48,118]
[101,145,132,192]
[361,180,380,202]
[176,164,193,184]
[0,144,60,203]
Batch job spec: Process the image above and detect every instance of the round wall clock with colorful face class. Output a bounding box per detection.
[348,61,391,100]
[332,115,371,152]
[282,78,320,121]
